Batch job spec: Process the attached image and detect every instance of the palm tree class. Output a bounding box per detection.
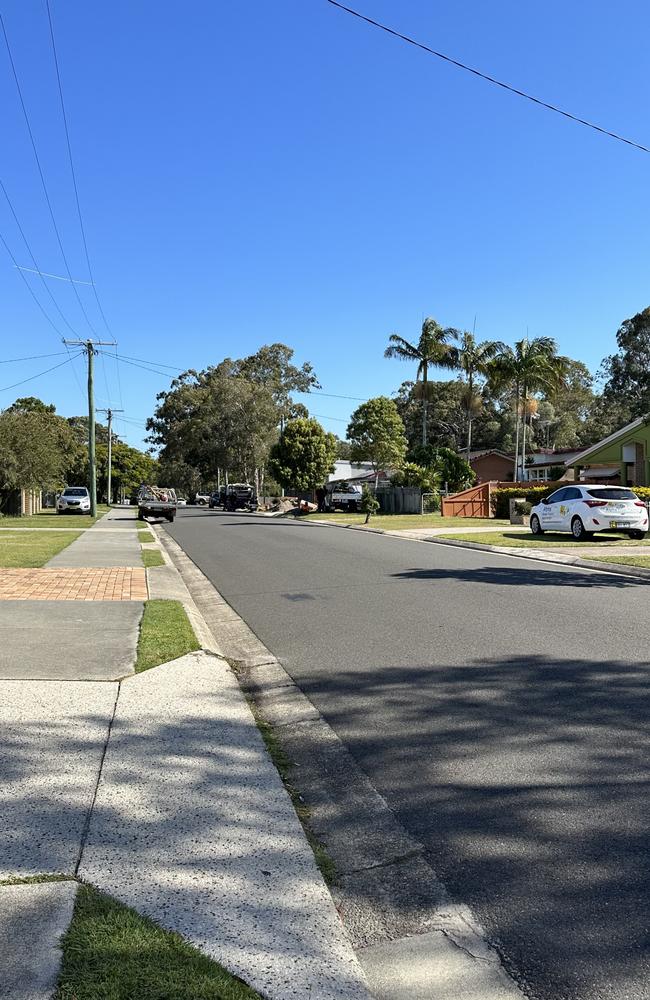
[384,318,457,446]
[489,337,568,480]
[446,331,505,461]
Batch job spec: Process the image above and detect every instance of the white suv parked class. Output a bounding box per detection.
[57,486,91,515]
[530,485,648,541]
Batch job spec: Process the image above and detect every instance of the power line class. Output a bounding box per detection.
[102,351,370,401]
[1,180,84,339]
[0,353,80,393]
[0,11,100,333]
[14,264,92,284]
[44,0,115,337]
[0,351,67,364]
[325,0,650,155]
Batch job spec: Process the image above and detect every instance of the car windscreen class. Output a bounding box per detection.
[586,488,638,500]
[63,488,87,497]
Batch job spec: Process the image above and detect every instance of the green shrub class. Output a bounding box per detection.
[360,486,380,523]
[492,485,552,518]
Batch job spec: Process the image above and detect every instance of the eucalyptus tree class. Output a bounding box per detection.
[384,318,457,446]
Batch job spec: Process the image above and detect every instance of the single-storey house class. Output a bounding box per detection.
[468,449,514,483]
[567,415,650,486]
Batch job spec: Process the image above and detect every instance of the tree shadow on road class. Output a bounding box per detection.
[392,564,649,588]
[299,650,650,999]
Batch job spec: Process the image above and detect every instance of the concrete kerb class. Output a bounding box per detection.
[0,880,78,1000]
[158,523,526,1000]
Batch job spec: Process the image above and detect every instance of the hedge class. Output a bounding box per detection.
[492,484,650,518]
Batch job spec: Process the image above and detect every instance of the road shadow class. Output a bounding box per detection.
[297,652,650,999]
[392,564,648,588]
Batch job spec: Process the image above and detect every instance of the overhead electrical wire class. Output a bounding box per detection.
[325,0,650,154]
[0,352,80,393]
[0,351,67,364]
[44,0,114,336]
[101,351,370,401]
[1,180,84,339]
[0,10,100,334]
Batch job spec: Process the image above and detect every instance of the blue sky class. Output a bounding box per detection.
[1,0,649,449]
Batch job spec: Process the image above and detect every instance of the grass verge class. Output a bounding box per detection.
[142,548,165,568]
[301,512,509,530]
[54,884,260,1000]
[241,692,337,886]
[138,530,155,543]
[300,513,510,531]
[135,599,200,672]
[435,530,650,548]
[0,505,111,529]
[0,873,76,886]
[589,555,650,568]
[0,530,82,567]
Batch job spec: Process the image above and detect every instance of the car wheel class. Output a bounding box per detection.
[137,509,145,521]
[628,530,646,540]
[348,501,358,513]
[571,516,592,541]
[530,514,543,535]
[167,515,175,522]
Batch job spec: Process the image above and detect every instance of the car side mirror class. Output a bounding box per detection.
[541,497,550,505]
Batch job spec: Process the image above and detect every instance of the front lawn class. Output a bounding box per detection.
[0,505,111,529]
[0,530,82,567]
[301,512,509,530]
[135,599,200,672]
[54,884,260,1000]
[435,530,650,548]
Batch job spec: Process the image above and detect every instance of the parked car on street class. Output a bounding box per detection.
[57,486,91,515]
[209,490,223,509]
[195,492,210,505]
[176,497,187,506]
[137,485,177,523]
[530,485,648,540]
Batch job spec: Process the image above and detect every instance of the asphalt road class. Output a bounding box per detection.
[168,509,650,1000]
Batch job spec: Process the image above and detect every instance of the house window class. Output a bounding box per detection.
[527,468,550,482]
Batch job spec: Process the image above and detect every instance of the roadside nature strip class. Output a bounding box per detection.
[135,599,201,672]
[54,884,261,1000]
[0,531,82,567]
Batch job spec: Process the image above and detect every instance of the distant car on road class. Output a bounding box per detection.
[57,486,91,515]
[176,497,187,506]
[195,492,210,506]
[530,484,648,540]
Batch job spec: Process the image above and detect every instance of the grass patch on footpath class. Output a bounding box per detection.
[54,884,260,1000]
[0,530,81,567]
[435,530,650,548]
[0,873,75,886]
[138,529,155,542]
[142,548,165,568]
[135,599,200,673]
[301,512,509,530]
[0,505,111,529]
[589,555,650,568]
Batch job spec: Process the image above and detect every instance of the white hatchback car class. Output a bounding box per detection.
[530,484,648,541]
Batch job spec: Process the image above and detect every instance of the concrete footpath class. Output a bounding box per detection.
[0,507,371,1000]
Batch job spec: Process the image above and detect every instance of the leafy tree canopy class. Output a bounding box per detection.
[268,418,337,492]
[347,396,407,473]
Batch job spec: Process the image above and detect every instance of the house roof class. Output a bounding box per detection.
[468,449,513,461]
[567,415,647,466]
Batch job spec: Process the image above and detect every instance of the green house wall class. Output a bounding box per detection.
[569,417,650,486]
